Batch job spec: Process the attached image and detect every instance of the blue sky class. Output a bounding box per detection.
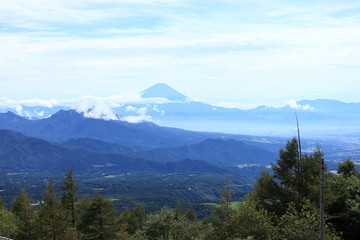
[1,0,360,107]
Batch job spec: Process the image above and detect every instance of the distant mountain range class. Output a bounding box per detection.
[1,83,359,173]
[1,108,359,174]
[1,83,360,136]
[0,109,278,172]
[0,109,220,149]
[0,107,275,169]
[0,129,229,173]
[63,137,276,167]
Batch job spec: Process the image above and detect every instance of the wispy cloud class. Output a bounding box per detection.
[0,97,59,108]
[1,0,360,104]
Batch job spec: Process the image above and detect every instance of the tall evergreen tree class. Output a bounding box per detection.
[255,138,322,213]
[37,180,70,240]
[211,178,235,240]
[11,189,37,240]
[117,210,132,240]
[61,169,79,227]
[78,191,118,240]
[127,203,146,234]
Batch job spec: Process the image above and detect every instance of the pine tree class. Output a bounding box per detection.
[128,203,146,234]
[211,178,235,240]
[37,180,70,240]
[118,210,132,239]
[78,191,118,240]
[271,138,301,200]
[61,169,79,227]
[255,138,322,213]
[11,189,37,240]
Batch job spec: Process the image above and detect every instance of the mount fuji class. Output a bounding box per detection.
[140,83,187,101]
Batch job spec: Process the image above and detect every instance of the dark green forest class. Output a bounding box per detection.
[1,138,360,240]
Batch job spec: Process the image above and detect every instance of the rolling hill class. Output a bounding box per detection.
[0,129,227,173]
[0,109,226,149]
[63,137,276,167]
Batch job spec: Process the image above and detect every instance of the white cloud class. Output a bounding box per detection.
[287,100,314,111]
[19,98,59,108]
[120,115,152,123]
[35,110,45,117]
[0,94,317,121]
[82,108,119,121]
[3,94,168,122]
[0,98,16,108]
[125,106,138,112]
[71,96,122,120]
[123,106,151,123]
[0,97,58,108]
[152,105,165,116]
[15,105,23,116]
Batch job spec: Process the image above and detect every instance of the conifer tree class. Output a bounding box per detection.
[128,203,146,234]
[61,169,79,227]
[78,191,118,240]
[211,178,235,240]
[37,180,70,240]
[255,138,322,214]
[118,209,132,239]
[11,189,37,240]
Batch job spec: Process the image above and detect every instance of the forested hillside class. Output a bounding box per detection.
[1,138,359,240]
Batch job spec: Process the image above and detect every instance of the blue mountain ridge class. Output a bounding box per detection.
[1,84,360,136]
[0,129,229,173]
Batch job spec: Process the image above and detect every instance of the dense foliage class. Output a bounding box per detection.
[1,139,360,239]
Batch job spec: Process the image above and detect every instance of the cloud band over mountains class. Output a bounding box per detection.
[0,94,316,123]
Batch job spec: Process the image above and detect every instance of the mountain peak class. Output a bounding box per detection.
[0,129,28,152]
[0,111,27,121]
[140,83,187,101]
[48,109,85,122]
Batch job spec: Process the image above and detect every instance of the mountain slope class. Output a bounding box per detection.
[142,138,276,167]
[63,138,138,155]
[0,110,225,148]
[63,137,277,167]
[0,130,227,173]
